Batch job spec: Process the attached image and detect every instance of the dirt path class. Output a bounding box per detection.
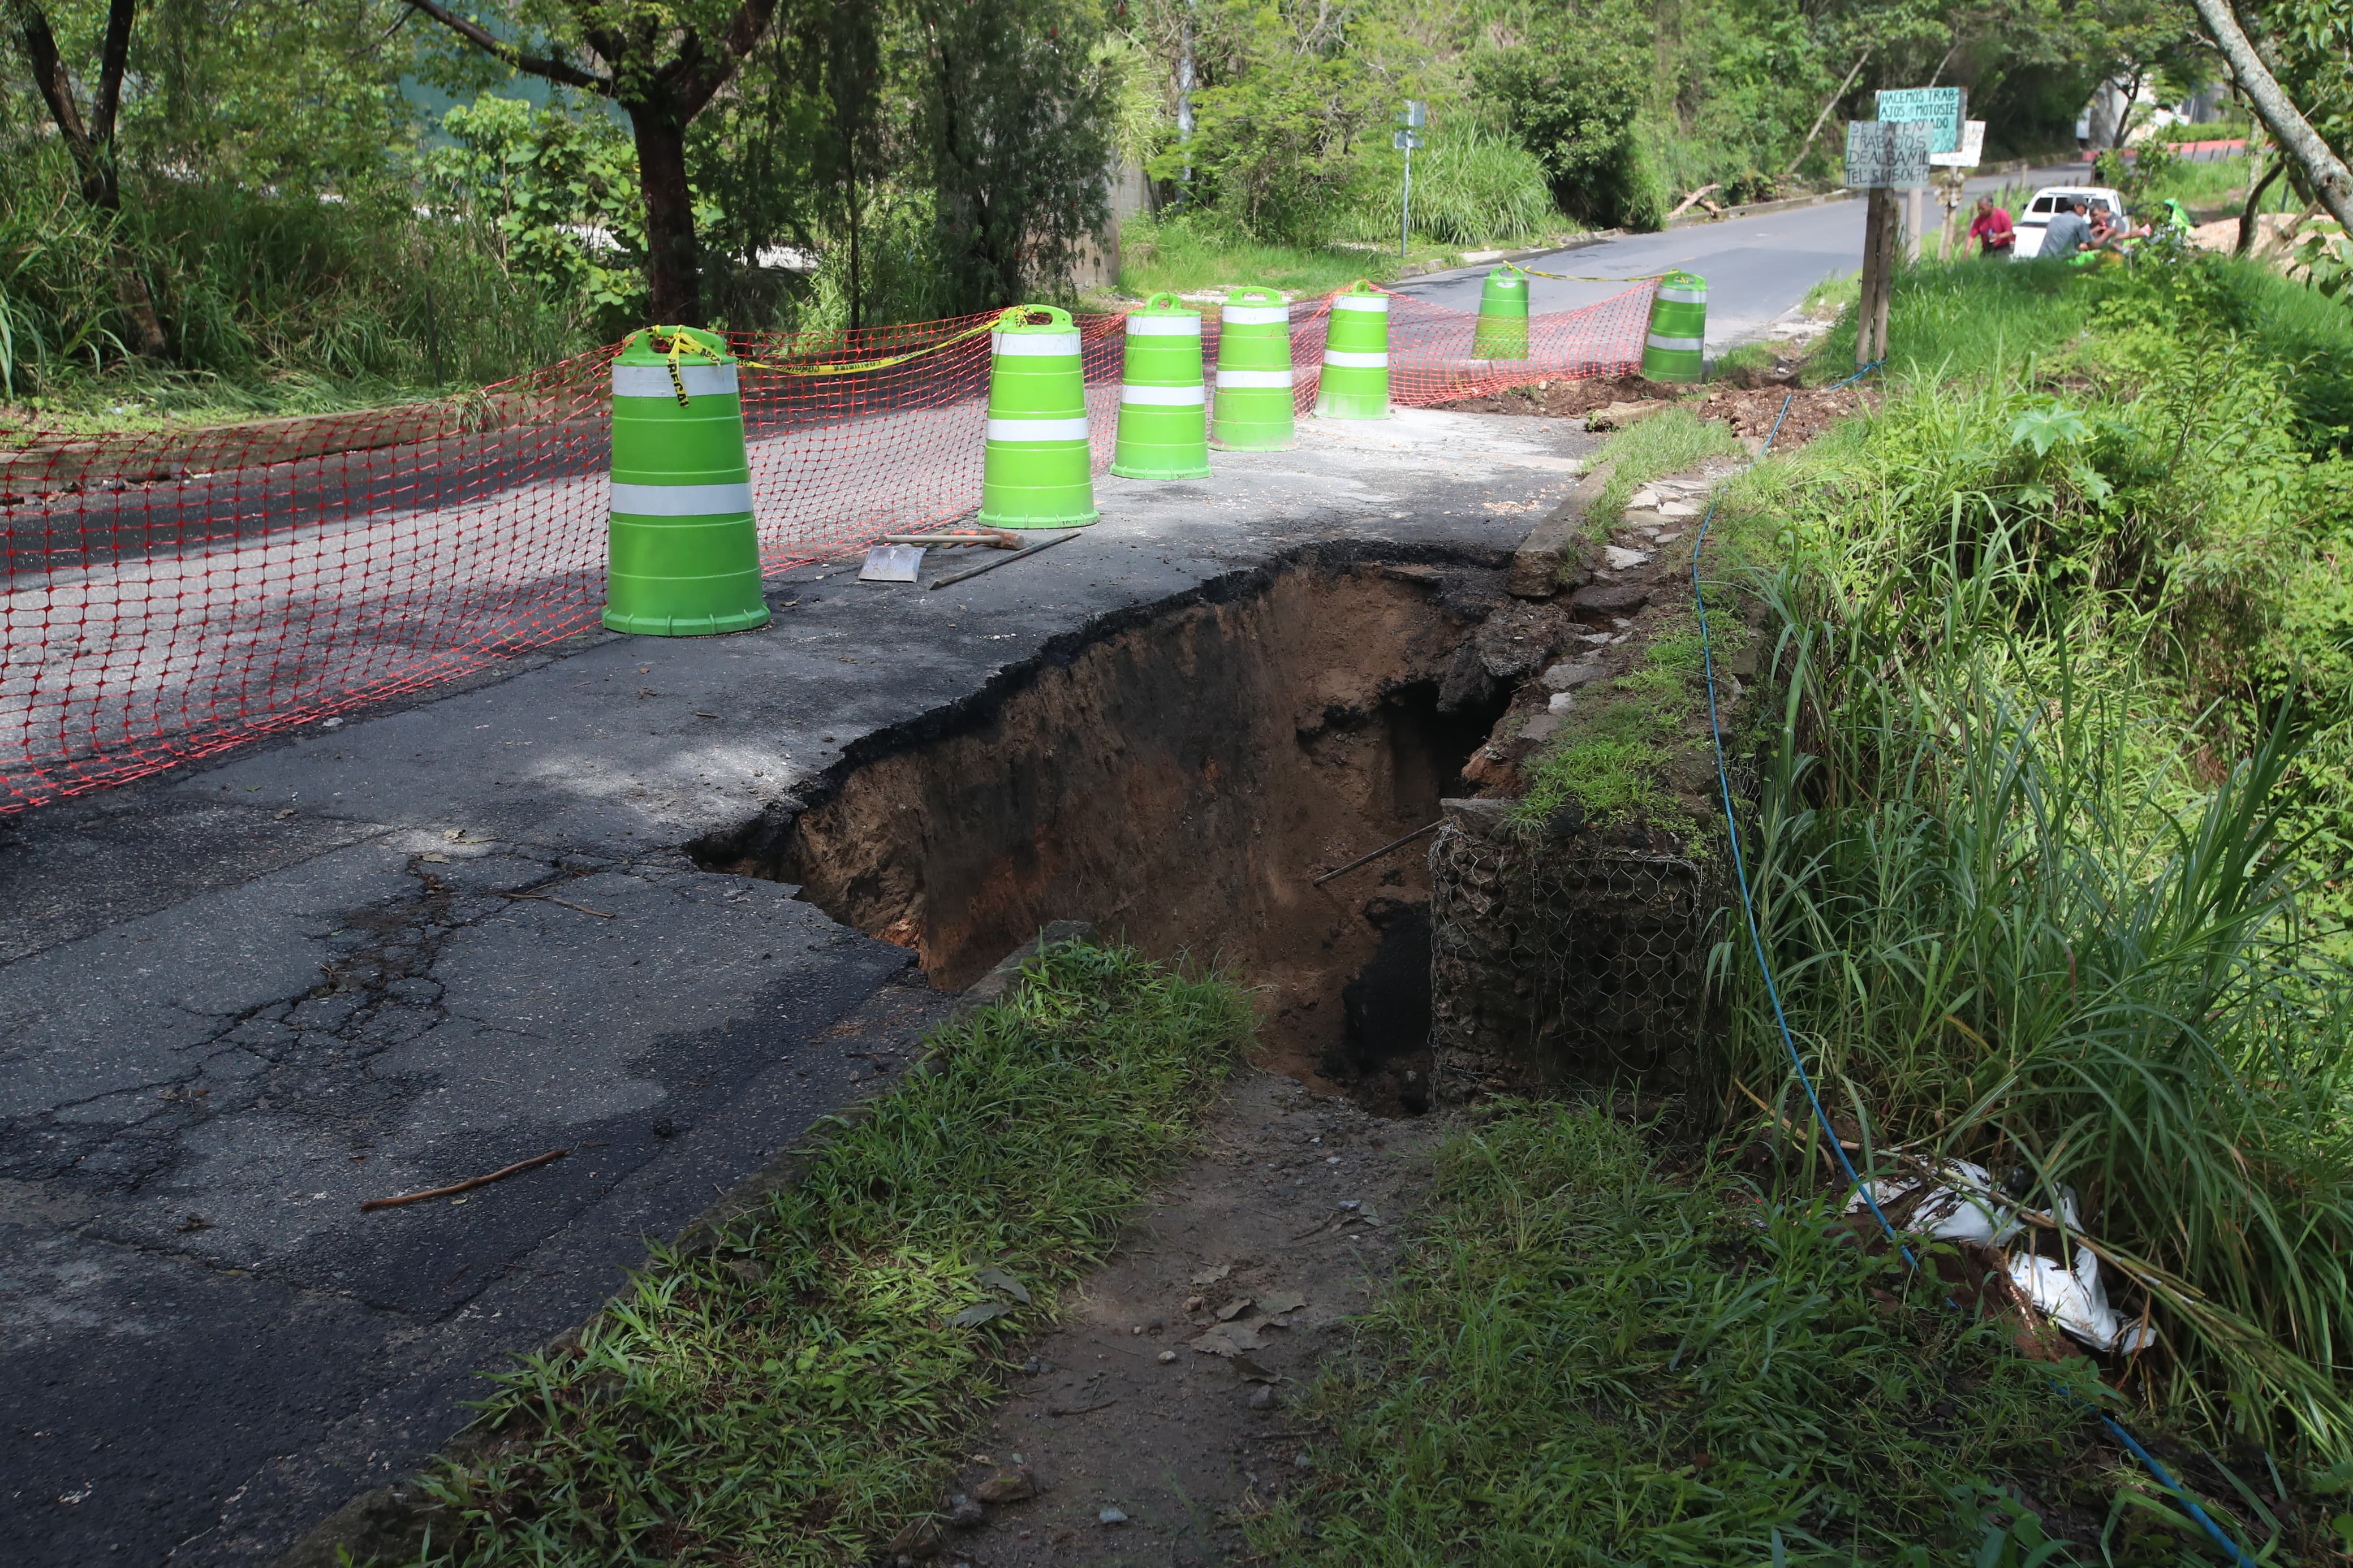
[890,1070,1454,1568]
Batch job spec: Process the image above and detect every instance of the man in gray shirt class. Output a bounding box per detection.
[2041,198,2095,260]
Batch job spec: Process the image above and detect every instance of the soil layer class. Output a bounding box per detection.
[1442,372,1871,447]
[743,564,1511,1086]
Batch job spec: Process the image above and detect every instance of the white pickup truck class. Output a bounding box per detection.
[2011,185,2128,258]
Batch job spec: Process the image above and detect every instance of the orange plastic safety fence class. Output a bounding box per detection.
[0,282,1652,811]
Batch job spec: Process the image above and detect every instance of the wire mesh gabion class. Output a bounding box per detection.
[1428,797,1725,1103]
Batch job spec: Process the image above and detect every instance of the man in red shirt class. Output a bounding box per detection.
[1968,196,2016,257]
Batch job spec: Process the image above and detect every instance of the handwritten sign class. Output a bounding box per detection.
[1928,119,1988,169]
[1844,121,1930,189]
[1874,87,1966,155]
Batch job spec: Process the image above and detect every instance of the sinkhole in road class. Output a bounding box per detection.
[695,559,1509,1106]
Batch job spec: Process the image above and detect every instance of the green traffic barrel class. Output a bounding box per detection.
[1639,271,1706,383]
[603,325,771,637]
[1314,280,1390,420]
[1210,288,1296,452]
[1109,292,1210,481]
[977,305,1099,529]
[1472,264,1531,360]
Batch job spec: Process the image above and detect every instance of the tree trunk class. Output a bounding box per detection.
[2189,0,2353,235]
[627,101,703,326]
[15,0,170,358]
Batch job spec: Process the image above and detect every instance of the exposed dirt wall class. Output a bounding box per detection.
[731,563,1505,1081]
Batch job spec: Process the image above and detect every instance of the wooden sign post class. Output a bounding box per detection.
[1844,120,1930,366]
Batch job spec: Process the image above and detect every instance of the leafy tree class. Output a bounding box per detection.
[399,0,790,324]
[1475,0,1656,226]
[900,0,1113,311]
[423,94,663,327]
[8,0,167,354]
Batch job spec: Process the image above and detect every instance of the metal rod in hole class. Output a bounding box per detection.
[1312,819,1442,885]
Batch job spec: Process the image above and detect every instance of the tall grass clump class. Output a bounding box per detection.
[1338,123,1567,249]
[0,142,596,423]
[1117,209,1400,298]
[1730,523,2353,1459]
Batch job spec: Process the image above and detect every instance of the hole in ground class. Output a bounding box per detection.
[693,560,1510,1109]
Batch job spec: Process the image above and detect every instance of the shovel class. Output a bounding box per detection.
[857,543,926,583]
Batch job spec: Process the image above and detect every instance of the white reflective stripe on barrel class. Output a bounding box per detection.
[1659,287,1708,304]
[1215,368,1294,388]
[1126,315,1201,336]
[1119,383,1208,405]
[986,416,1091,440]
[609,481,755,516]
[1493,277,1522,288]
[611,364,739,398]
[1333,294,1389,312]
[989,331,1084,356]
[1221,305,1288,325]
[1322,349,1389,369]
[1645,332,1704,352]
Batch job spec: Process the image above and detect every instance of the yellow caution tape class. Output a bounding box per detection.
[632,310,1040,404]
[1515,268,1669,283]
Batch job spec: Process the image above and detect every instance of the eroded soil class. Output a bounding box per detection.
[1442,372,1873,449]
[739,564,1512,1089]
[894,1069,1450,1568]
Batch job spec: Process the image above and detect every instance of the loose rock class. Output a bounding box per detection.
[974,1467,1036,1504]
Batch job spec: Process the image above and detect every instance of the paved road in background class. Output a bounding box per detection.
[1394,162,2089,353]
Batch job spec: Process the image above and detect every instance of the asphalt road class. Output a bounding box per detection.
[1393,162,2091,352]
[0,407,1596,1565]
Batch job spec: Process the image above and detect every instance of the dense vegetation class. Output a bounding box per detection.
[1248,1107,2170,1565]
[1253,249,2353,1564]
[7,0,2319,419]
[1722,254,2353,1471]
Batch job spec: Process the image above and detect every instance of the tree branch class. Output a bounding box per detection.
[669,0,783,118]
[1783,48,1870,180]
[12,0,97,167]
[90,0,133,143]
[399,0,611,94]
[2188,0,2353,232]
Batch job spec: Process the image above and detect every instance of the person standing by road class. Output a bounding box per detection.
[1968,196,2016,258]
[2040,197,2096,260]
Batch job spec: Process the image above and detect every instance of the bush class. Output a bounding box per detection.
[1337,122,1565,248]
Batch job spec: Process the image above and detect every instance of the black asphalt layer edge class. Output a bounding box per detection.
[688,537,1519,875]
[268,919,1101,1568]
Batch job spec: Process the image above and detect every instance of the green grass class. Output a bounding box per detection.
[1334,123,1574,250]
[1511,411,1752,841]
[1800,269,1858,317]
[410,938,1251,1566]
[0,144,587,420]
[1738,251,2353,1462]
[2139,154,2262,214]
[1115,211,1422,298]
[1246,1104,2196,1565]
[1583,405,1743,532]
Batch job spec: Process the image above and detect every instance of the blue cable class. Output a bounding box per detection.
[1686,375,2257,1568]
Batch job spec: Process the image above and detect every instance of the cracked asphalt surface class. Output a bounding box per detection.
[0,409,1592,1564]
